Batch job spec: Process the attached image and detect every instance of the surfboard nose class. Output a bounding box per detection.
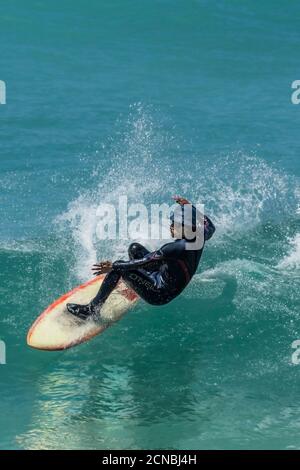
[27,276,138,351]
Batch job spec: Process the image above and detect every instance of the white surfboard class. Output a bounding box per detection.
[27,275,139,351]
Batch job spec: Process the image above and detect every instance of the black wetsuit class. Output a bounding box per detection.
[90,215,215,308]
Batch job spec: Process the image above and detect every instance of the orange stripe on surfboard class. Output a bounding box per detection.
[27,275,139,349]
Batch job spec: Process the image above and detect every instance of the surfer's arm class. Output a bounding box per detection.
[172,195,191,205]
[113,251,164,271]
[92,261,113,275]
[204,215,215,241]
[173,195,215,241]
[92,252,165,275]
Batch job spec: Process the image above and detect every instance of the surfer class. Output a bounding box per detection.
[67,196,215,320]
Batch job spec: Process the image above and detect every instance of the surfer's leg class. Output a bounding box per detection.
[122,269,174,305]
[67,270,121,320]
[90,270,121,306]
[128,242,150,260]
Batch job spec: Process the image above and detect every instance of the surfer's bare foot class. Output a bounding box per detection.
[67,303,99,320]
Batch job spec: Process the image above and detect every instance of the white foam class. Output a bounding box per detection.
[53,105,299,282]
[54,105,175,281]
[0,239,40,253]
[202,153,297,237]
[55,198,99,280]
[277,234,300,270]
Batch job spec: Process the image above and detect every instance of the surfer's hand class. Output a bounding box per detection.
[92,261,113,275]
[172,195,190,206]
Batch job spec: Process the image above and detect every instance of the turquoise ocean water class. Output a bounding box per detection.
[1,0,300,449]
